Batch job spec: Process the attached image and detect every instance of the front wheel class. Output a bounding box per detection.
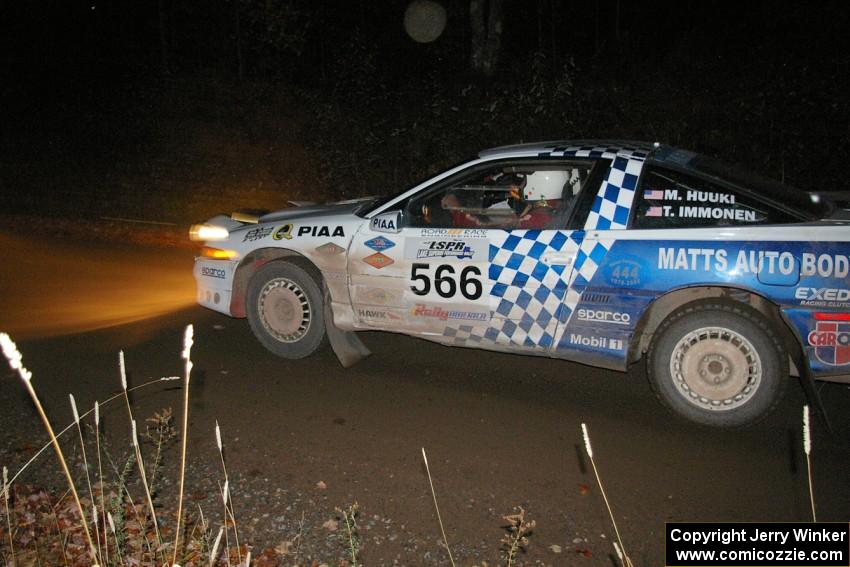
[246,262,327,359]
[647,301,787,428]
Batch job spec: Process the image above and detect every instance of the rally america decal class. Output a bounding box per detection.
[808,320,850,366]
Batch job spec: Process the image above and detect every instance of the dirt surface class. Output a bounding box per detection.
[1,228,850,566]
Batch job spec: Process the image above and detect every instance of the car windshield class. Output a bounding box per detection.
[655,148,831,220]
[356,156,477,217]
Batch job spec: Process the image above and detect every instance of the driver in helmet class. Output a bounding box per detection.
[514,170,569,229]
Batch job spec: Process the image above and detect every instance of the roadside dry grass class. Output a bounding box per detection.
[0,330,550,567]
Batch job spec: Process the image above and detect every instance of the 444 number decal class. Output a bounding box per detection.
[410,263,483,300]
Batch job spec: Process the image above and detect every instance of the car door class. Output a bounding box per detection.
[548,151,649,367]
[346,207,491,336]
[347,158,606,355]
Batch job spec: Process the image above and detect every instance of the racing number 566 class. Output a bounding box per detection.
[410,263,483,300]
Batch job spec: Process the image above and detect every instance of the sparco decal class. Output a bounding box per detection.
[568,334,624,351]
[808,321,850,365]
[201,267,226,279]
[576,309,631,325]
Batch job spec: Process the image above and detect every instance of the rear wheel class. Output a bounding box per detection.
[647,301,787,427]
[246,262,327,359]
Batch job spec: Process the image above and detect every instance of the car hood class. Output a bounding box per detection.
[259,199,371,223]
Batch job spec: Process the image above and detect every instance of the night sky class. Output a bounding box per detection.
[2,0,850,215]
[6,1,849,97]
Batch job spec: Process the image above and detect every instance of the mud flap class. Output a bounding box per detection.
[323,283,371,368]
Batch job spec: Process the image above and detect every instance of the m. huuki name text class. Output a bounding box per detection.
[658,247,850,278]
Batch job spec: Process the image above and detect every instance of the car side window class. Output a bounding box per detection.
[406,161,597,230]
[631,166,798,229]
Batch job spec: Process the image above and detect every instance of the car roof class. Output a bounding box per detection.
[478,140,829,220]
[478,140,659,160]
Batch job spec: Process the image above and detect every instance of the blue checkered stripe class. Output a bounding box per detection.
[441,231,616,350]
[486,230,579,348]
[586,156,643,230]
[442,229,583,348]
[540,143,648,231]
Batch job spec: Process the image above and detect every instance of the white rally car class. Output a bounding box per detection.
[192,141,850,427]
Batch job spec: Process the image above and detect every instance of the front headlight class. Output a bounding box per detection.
[190,224,230,242]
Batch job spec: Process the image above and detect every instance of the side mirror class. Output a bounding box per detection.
[369,210,402,233]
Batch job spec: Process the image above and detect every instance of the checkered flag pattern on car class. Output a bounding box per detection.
[441,144,649,351]
[441,229,607,350]
[586,156,644,230]
[539,143,649,231]
[485,229,580,348]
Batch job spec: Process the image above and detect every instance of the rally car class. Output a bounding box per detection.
[191,141,850,427]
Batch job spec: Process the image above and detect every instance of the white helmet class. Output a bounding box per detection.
[522,170,569,201]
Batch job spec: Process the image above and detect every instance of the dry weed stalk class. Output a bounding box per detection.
[219,480,231,566]
[95,401,110,564]
[803,405,816,522]
[172,324,195,566]
[107,511,126,567]
[3,465,14,566]
[215,421,242,564]
[336,502,361,567]
[144,408,176,494]
[70,393,102,561]
[501,506,535,567]
[0,333,100,565]
[121,352,164,562]
[209,525,224,567]
[613,541,625,566]
[581,423,633,567]
[5,376,180,491]
[421,447,456,567]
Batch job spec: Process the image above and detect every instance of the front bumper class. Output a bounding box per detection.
[193,258,238,315]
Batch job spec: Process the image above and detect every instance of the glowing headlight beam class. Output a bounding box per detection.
[189,224,230,242]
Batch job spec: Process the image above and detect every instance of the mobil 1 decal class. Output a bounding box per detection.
[404,237,488,262]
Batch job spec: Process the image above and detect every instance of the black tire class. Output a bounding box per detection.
[246,262,328,359]
[647,301,787,428]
